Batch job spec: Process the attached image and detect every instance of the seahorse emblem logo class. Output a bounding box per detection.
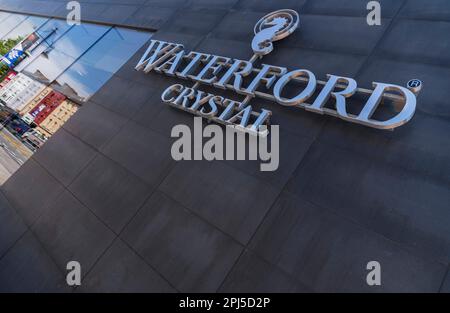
[252,9,300,57]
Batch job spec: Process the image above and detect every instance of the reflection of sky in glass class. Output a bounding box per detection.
[2,16,49,40]
[23,23,110,83]
[15,19,74,72]
[0,12,11,24]
[53,28,151,101]
[0,14,28,39]
[23,49,77,83]
[79,28,150,72]
[53,62,109,100]
[36,19,73,44]
[51,23,110,58]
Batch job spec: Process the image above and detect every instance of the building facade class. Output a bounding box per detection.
[6,74,45,112]
[0,0,449,293]
[0,72,40,107]
[0,70,16,89]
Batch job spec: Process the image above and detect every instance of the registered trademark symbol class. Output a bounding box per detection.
[407,79,423,94]
[407,79,422,88]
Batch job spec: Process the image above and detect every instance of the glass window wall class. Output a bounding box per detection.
[52,27,151,101]
[1,16,49,41]
[0,14,27,39]
[22,23,110,83]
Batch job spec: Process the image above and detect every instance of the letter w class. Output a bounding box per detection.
[135,40,184,73]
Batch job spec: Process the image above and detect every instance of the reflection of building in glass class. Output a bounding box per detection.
[25,69,49,83]
[51,80,83,103]
[0,73,41,106]
[19,86,80,136]
[26,90,65,124]
[18,86,52,116]
[14,19,73,73]
[0,12,151,105]
[38,99,79,137]
[0,12,151,149]
[0,70,16,89]
[7,76,45,112]
[2,16,47,42]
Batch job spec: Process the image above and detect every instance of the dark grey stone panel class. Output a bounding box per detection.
[221,129,314,189]
[31,191,115,274]
[287,142,450,263]
[249,192,446,292]
[8,0,66,17]
[0,231,68,292]
[263,47,367,79]
[33,128,96,187]
[194,37,254,61]
[219,250,313,293]
[376,19,450,66]
[151,31,205,51]
[69,154,153,233]
[279,14,389,55]
[357,57,450,118]
[144,103,199,136]
[386,113,450,164]
[121,191,243,292]
[96,4,140,25]
[83,0,146,3]
[158,8,229,36]
[234,0,307,13]
[63,101,128,150]
[0,0,19,12]
[1,158,64,226]
[79,239,176,292]
[90,75,158,119]
[318,112,450,190]
[129,88,173,130]
[144,0,188,9]
[258,97,326,139]
[101,121,175,186]
[159,160,279,244]
[124,5,176,29]
[302,0,403,17]
[189,0,238,10]
[85,0,145,3]
[0,192,27,257]
[209,10,262,43]
[7,0,143,24]
[441,267,450,292]
[400,0,450,21]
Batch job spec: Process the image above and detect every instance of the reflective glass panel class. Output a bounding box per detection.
[14,19,74,72]
[2,16,49,41]
[22,23,110,83]
[0,14,28,39]
[0,12,11,24]
[52,28,151,101]
[36,18,74,44]
[50,23,110,59]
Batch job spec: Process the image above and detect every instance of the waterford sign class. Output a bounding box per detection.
[135,9,422,135]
